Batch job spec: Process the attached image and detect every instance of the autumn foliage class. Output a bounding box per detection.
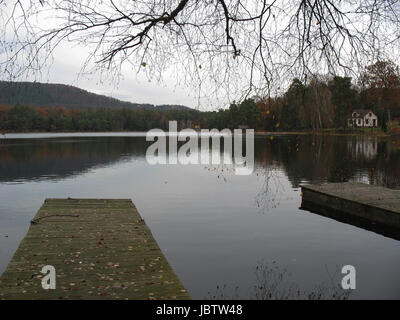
[1,61,399,133]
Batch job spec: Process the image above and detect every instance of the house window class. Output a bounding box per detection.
[357,119,361,125]
[365,119,369,125]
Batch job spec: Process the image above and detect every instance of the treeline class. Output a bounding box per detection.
[205,60,400,132]
[0,81,152,110]
[1,60,400,133]
[252,60,400,132]
[0,81,192,111]
[0,105,200,132]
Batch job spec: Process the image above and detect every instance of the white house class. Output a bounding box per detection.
[348,110,378,128]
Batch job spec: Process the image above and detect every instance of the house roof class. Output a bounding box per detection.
[349,109,375,118]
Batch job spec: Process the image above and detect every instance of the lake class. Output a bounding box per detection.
[0,133,399,299]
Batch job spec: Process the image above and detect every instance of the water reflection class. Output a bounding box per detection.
[253,135,400,189]
[1,134,399,188]
[300,200,400,241]
[347,136,378,160]
[0,137,149,183]
[207,260,351,300]
[1,133,400,299]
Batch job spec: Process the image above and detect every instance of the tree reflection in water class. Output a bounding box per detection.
[207,261,351,300]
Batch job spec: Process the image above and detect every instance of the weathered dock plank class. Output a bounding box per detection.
[0,199,190,300]
[301,182,400,231]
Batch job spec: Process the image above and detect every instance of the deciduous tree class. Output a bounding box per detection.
[2,1,400,103]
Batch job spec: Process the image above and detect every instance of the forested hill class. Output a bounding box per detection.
[0,81,192,111]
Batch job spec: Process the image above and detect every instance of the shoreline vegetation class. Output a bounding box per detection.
[0,101,398,137]
[0,128,394,137]
[1,61,400,135]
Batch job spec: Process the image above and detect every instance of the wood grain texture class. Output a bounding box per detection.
[0,199,190,300]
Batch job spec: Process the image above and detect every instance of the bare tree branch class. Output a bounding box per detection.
[1,0,400,106]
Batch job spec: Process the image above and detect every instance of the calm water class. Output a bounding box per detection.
[0,133,399,299]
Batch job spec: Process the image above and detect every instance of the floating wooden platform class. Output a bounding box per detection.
[0,199,190,300]
[301,182,400,233]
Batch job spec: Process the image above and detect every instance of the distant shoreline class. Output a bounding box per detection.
[254,130,390,137]
[0,129,393,137]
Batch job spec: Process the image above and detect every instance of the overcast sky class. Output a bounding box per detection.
[0,1,249,112]
[25,43,200,110]
[3,0,400,112]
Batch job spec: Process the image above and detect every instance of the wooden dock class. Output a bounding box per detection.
[301,182,400,233]
[0,199,190,300]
